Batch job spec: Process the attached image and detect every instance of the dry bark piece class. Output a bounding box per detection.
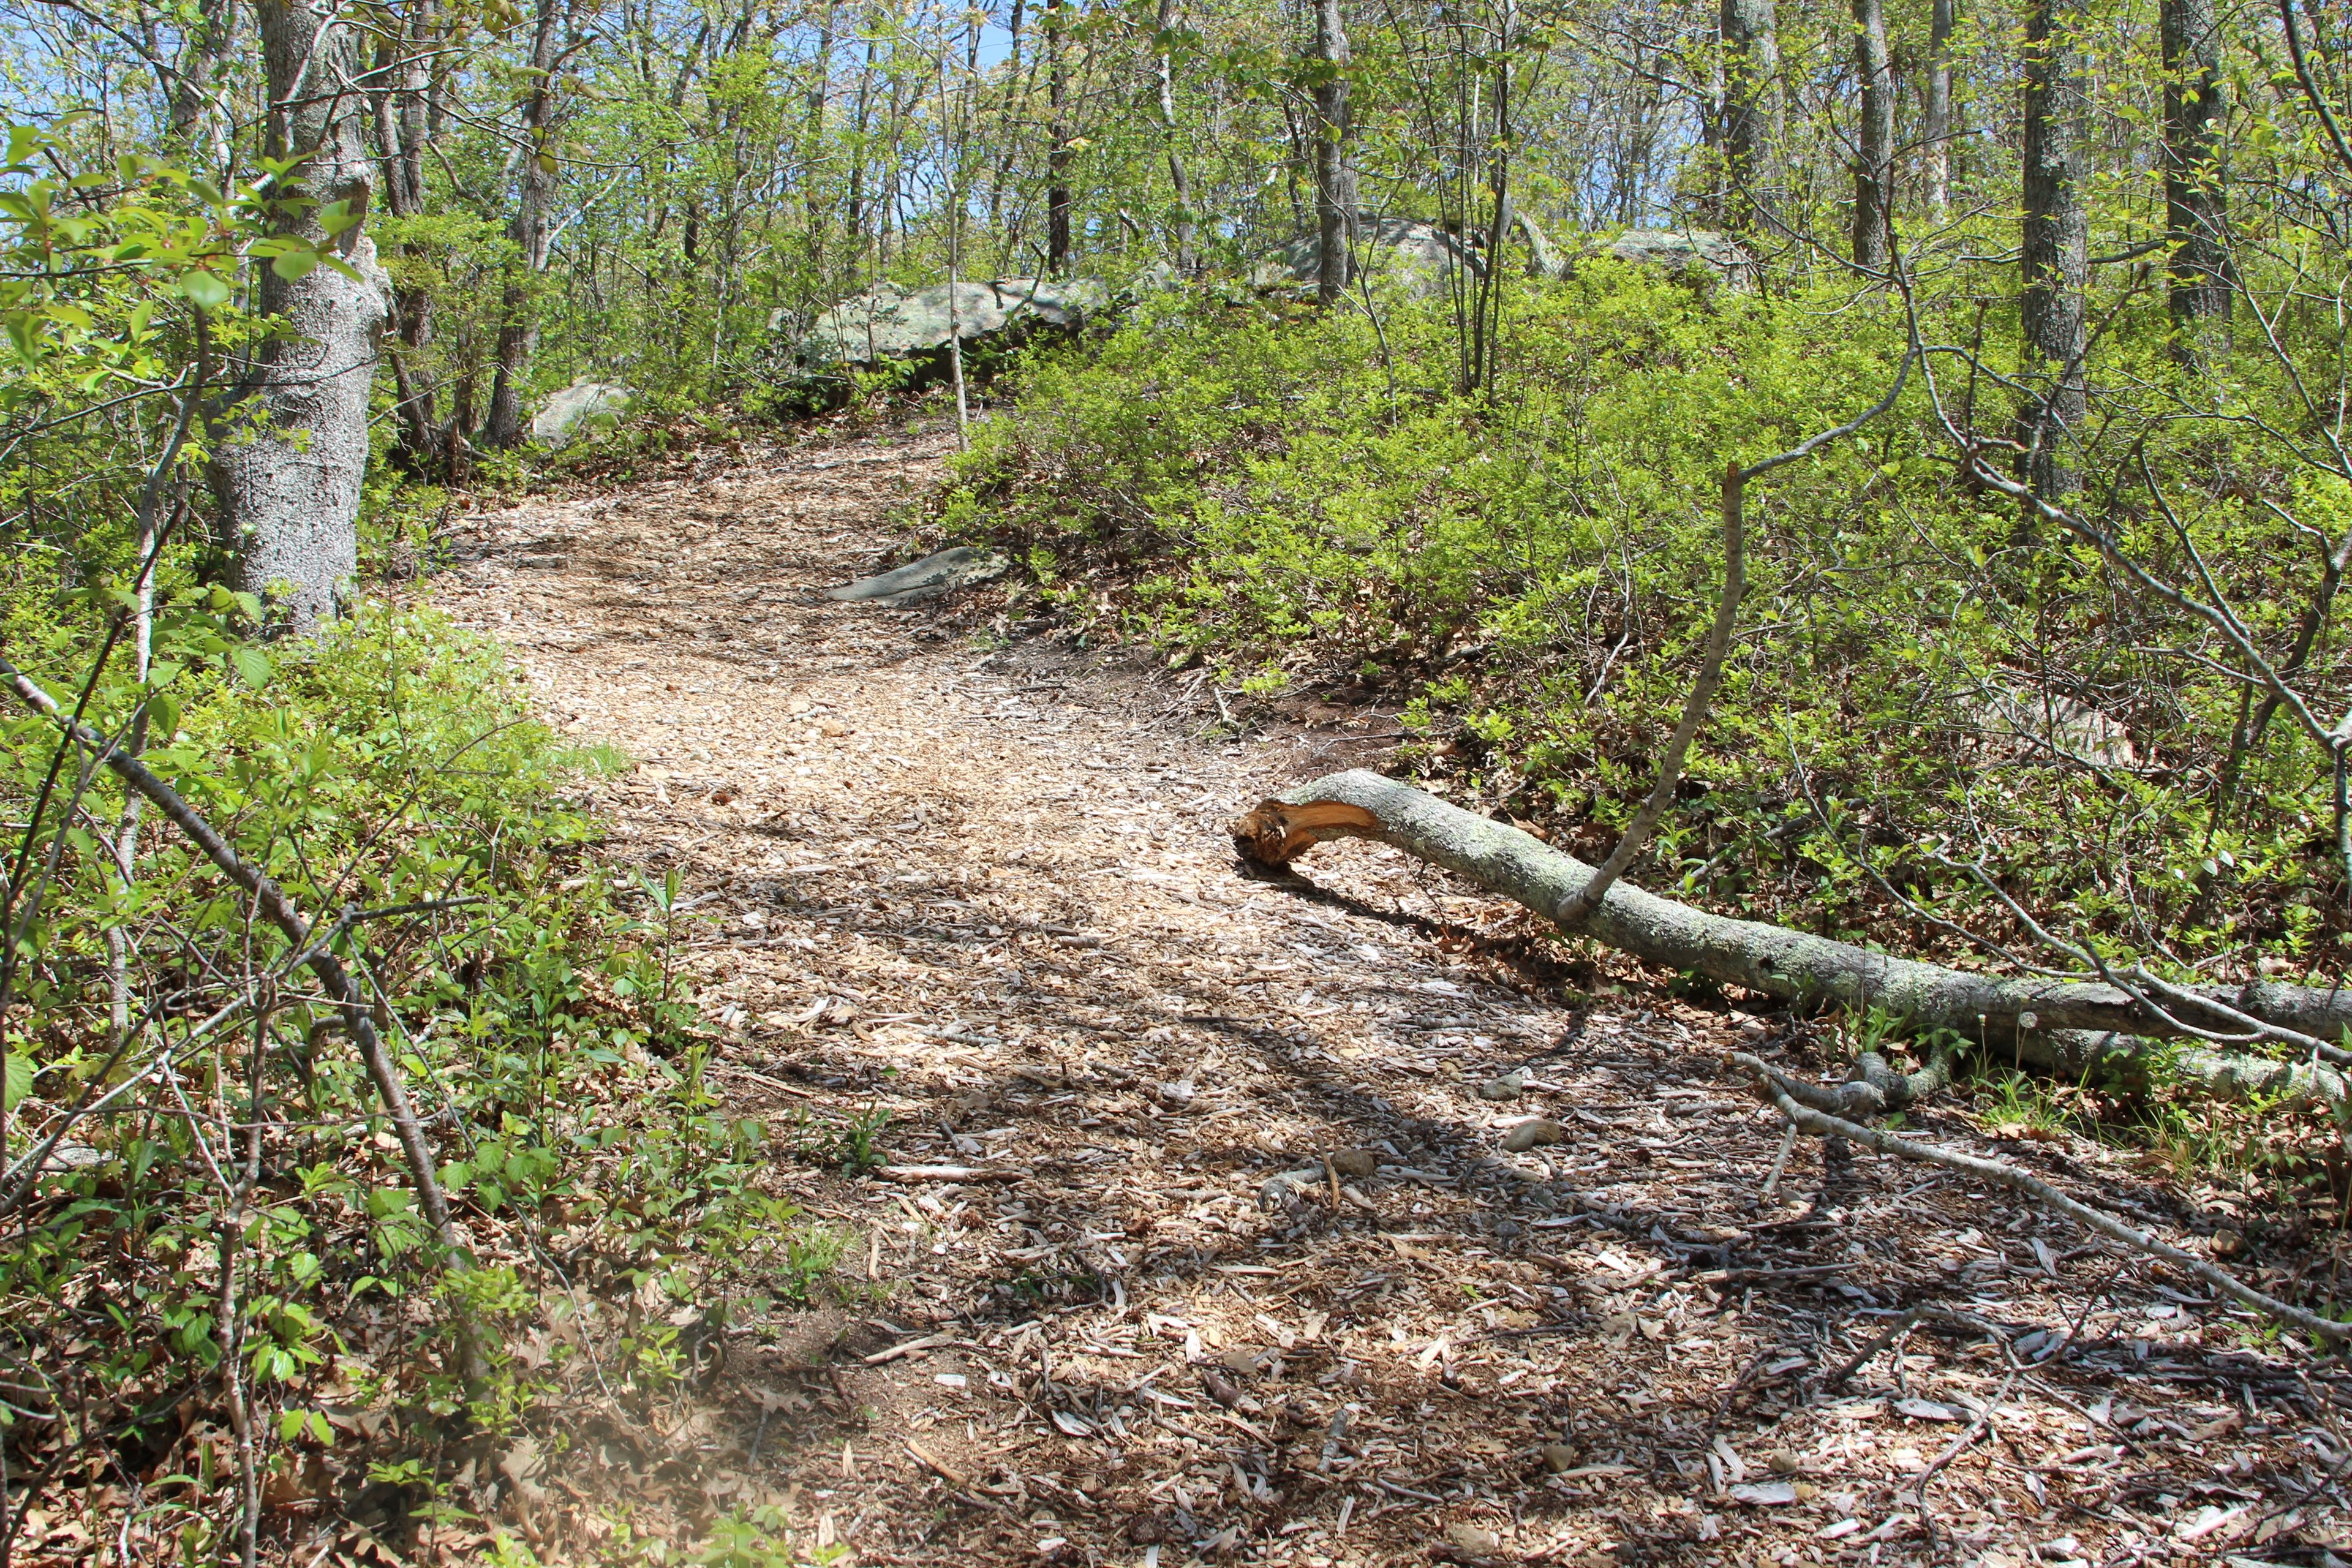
[826,547,1009,607]
[873,1163,1026,1183]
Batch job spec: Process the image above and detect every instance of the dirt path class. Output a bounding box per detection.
[439,430,2336,1568]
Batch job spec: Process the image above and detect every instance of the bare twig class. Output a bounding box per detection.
[1732,1050,2351,1341]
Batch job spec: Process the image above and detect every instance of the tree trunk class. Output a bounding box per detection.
[2162,0,2230,345]
[1047,0,1071,274]
[167,0,237,173]
[987,0,1024,235]
[805,0,836,246]
[1851,0,1894,270]
[485,0,565,450]
[849,26,880,258]
[214,0,386,635]
[1155,0,1196,274]
[1924,0,1953,218]
[2020,0,2088,503]
[374,10,440,477]
[1311,0,1355,306]
[1719,0,1780,232]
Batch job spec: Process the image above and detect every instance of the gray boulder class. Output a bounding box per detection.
[531,381,636,448]
[1256,217,1754,296]
[794,278,1109,366]
[1252,216,1478,299]
[1564,228,1755,288]
[827,547,1011,608]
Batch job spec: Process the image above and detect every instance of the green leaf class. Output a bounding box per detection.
[270,247,320,281]
[228,647,272,688]
[2,1052,28,1112]
[179,268,230,310]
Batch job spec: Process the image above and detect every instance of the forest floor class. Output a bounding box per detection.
[431,424,2348,1568]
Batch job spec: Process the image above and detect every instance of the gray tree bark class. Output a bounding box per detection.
[1851,0,1894,269]
[1155,0,1197,274]
[1047,0,1071,274]
[215,0,387,635]
[166,0,236,173]
[1923,0,1953,217]
[1311,0,1355,306]
[486,0,565,448]
[2020,0,2088,503]
[1719,0,1780,232]
[2162,0,2230,344]
[374,5,442,475]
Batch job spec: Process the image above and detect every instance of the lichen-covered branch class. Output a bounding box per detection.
[1232,769,2352,1053]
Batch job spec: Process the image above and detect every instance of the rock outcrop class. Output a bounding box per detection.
[1251,216,1479,299]
[532,381,637,448]
[1253,216,1754,296]
[793,278,1109,366]
[1563,228,1754,288]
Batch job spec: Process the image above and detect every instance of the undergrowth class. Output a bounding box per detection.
[938,271,2352,982]
[0,599,845,1561]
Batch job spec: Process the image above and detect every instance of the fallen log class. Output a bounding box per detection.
[2024,1029,2349,1121]
[1231,770,2352,1070]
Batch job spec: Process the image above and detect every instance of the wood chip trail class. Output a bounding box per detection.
[435,429,2349,1568]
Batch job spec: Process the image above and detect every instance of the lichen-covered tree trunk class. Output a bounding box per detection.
[1311,0,1355,306]
[2162,0,2230,346]
[1850,0,1894,270]
[1047,0,1071,274]
[2020,0,2088,503]
[1719,0,1780,232]
[1155,0,1197,274]
[485,0,565,449]
[214,0,386,635]
[1923,0,1953,217]
[374,4,442,476]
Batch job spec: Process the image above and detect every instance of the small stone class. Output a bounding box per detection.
[1502,1118,1565,1152]
[1540,1442,1578,1474]
[1326,1148,1379,1179]
[1767,1450,1801,1474]
[1478,1069,1529,1101]
[1442,1523,1499,1556]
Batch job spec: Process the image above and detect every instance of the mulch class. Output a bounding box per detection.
[419,423,2350,1568]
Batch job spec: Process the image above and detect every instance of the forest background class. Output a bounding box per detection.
[7,0,2352,1556]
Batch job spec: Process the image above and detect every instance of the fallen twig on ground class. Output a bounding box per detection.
[1730,1050,2350,1343]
